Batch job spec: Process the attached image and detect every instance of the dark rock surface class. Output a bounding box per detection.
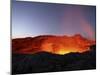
[12,45,96,74]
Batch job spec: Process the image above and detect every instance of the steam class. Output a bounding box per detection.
[61,6,95,40]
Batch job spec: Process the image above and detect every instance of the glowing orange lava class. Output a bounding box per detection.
[12,34,96,55]
[40,35,95,55]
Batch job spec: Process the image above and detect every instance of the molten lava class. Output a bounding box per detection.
[12,34,95,55]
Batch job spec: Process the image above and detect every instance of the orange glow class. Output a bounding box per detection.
[57,49,71,55]
[39,35,95,55]
[12,35,96,55]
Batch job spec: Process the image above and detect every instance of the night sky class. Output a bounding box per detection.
[12,0,96,40]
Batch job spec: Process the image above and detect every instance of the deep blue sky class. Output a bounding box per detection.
[12,1,96,40]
